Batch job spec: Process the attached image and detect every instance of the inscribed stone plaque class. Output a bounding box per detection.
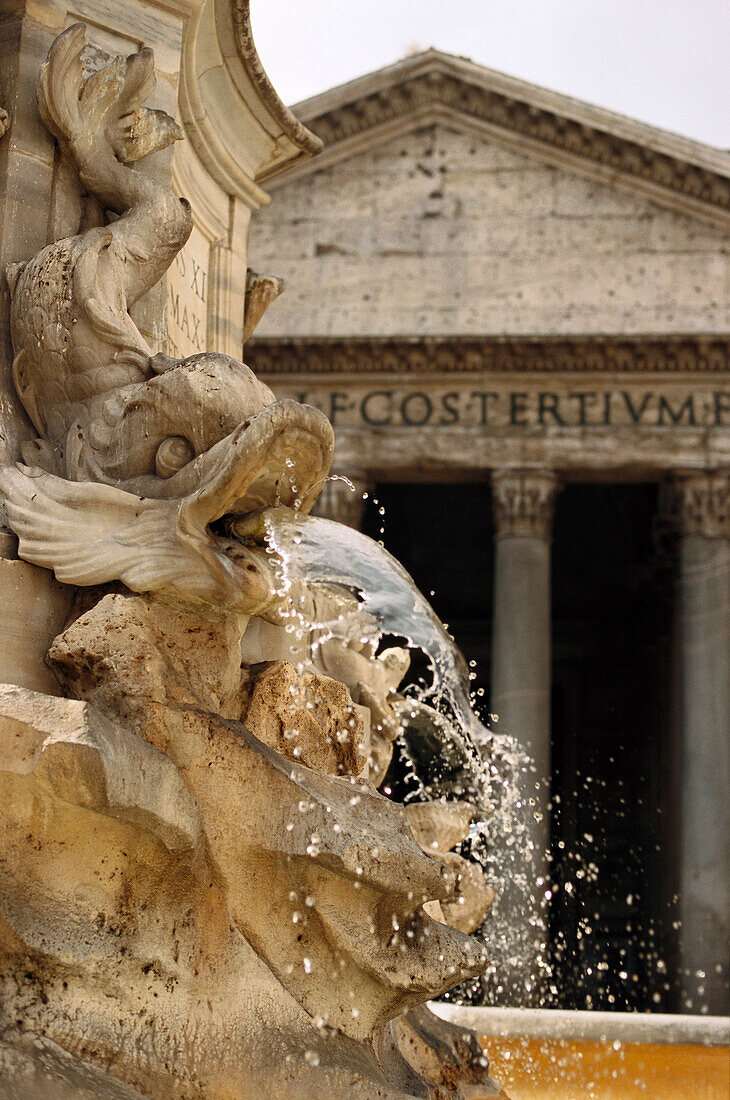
[166,224,208,358]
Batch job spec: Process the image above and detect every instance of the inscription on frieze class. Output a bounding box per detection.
[278,383,730,430]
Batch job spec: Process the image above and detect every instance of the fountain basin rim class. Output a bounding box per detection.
[429,1003,730,1047]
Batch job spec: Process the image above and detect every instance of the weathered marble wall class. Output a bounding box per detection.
[248,124,730,338]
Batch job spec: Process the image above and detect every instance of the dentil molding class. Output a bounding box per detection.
[246,336,730,377]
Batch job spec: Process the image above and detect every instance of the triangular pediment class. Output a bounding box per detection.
[273,49,729,227]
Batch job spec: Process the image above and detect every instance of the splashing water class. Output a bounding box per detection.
[251,503,545,1004]
[265,511,483,726]
[260,508,490,798]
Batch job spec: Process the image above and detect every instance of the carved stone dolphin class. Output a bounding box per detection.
[1,25,334,614]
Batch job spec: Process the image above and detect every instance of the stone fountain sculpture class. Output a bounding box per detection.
[0,26,503,1099]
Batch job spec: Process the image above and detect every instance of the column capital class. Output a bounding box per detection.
[669,470,730,538]
[312,469,372,529]
[491,468,559,539]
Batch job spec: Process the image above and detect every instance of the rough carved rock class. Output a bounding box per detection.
[240,659,368,776]
[0,1029,147,1099]
[16,585,494,1096]
[393,1005,506,1098]
[240,580,411,785]
[47,591,248,751]
[0,659,486,1097]
[407,801,496,935]
[439,852,497,936]
[406,800,476,855]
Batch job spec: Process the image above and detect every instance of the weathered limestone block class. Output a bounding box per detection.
[240,659,367,776]
[48,591,249,748]
[0,682,201,852]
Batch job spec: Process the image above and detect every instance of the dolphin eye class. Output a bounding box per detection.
[155,436,195,478]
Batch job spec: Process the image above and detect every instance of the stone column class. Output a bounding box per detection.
[490,467,558,1004]
[672,471,730,1015]
[312,469,372,529]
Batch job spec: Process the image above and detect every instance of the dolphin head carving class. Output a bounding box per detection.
[0,356,334,616]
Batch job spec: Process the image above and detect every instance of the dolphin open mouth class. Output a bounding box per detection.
[138,399,334,522]
[0,400,335,615]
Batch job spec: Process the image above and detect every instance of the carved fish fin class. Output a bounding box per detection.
[0,465,184,594]
[38,23,181,167]
[72,230,114,320]
[36,23,87,145]
[38,24,132,148]
[73,236,151,362]
[115,44,156,117]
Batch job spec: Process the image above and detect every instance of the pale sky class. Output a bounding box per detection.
[250,0,728,149]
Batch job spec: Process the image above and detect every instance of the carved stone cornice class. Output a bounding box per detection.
[491,469,559,540]
[178,0,322,209]
[670,471,730,538]
[230,1,324,177]
[287,52,730,224]
[246,336,730,377]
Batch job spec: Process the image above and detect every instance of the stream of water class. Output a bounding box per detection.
[262,508,488,783]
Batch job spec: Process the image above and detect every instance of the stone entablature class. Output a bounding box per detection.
[269,377,728,432]
[248,347,730,477]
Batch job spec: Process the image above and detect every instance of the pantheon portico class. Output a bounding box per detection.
[242,49,730,1014]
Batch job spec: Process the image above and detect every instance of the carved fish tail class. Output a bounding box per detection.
[37,23,191,304]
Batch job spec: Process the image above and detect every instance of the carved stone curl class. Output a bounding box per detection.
[0,26,503,1100]
[670,470,730,538]
[491,468,558,539]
